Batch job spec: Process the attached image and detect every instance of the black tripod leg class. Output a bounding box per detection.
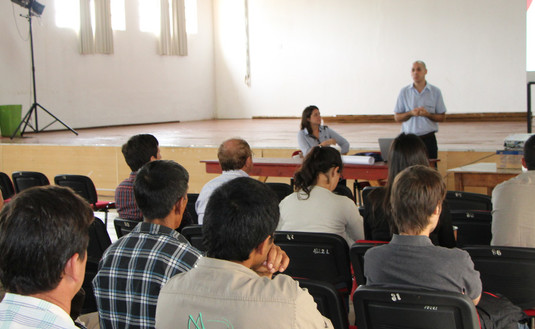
[10,104,37,139]
[36,103,78,135]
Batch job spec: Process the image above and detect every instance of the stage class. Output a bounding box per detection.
[0,119,528,197]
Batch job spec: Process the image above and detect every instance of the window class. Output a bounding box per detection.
[55,0,125,31]
[138,0,198,35]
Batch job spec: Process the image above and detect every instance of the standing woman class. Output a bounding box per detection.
[297,105,350,156]
[278,146,364,247]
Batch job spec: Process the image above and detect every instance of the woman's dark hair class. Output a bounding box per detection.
[300,105,318,133]
[374,133,429,233]
[293,146,343,198]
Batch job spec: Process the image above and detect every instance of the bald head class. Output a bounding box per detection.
[218,138,253,171]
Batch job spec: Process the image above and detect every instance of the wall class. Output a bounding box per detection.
[213,0,527,118]
[0,0,215,129]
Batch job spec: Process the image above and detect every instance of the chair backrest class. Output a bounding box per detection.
[297,279,349,329]
[11,171,50,193]
[83,217,112,314]
[0,172,15,200]
[265,182,293,202]
[274,231,352,295]
[333,184,355,202]
[446,191,492,211]
[54,174,98,205]
[359,186,382,218]
[181,224,205,252]
[350,243,387,286]
[463,246,535,309]
[181,193,199,228]
[354,285,480,329]
[113,218,140,238]
[450,210,492,247]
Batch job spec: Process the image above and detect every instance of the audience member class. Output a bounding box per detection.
[93,160,201,329]
[115,134,161,221]
[364,165,481,304]
[0,186,94,328]
[195,138,253,224]
[394,60,446,160]
[492,134,535,247]
[156,177,332,329]
[364,133,455,247]
[298,105,349,155]
[278,146,364,246]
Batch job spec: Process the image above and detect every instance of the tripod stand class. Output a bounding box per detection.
[11,4,78,139]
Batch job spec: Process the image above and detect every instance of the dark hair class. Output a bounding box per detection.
[373,133,429,234]
[218,138,252,171]
[524,135,535,170]
[300,105,318,133]
[122,134,159,172]
[293,146,343,197]
[203,177,279,261]
[0,186,93,295]
[134,160,189,220]
[390,165,446,234]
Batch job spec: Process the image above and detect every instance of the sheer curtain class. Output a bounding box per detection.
[159,0,187,56]
[79,0,113,54]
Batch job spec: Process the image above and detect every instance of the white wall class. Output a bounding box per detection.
[213,0,527,118]
[0,0,215,129]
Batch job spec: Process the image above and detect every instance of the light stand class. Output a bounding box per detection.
[11,1,78,139]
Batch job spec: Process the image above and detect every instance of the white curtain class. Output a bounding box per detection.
[159,0,188,56]
[79,0,94,54]
[94,0,114,54]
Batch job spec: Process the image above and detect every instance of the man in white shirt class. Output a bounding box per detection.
[492,135,535,247]
[196,138,253,223]
[0,186,94,328]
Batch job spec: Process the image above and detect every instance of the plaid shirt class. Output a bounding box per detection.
[115,172,143,221]
[92,222,202,329]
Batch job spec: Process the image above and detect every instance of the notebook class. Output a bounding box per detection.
[378,138,395,163]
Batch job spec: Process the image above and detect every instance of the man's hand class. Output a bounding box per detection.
[254,245,290,278]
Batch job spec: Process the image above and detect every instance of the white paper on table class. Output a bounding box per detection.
[342,155,375,165]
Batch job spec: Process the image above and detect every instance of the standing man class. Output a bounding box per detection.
[394,61,446,160]
[491,134,535,247]
[195,138,253,224]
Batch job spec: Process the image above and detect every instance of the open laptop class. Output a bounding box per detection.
[378,138,395,162]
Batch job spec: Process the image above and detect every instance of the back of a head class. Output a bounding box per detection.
[122,134,159,172]
[524,135,535,170]
[293,146,343,195]
[218,138,252,171]
[0,185,94,295]
[390,165,446,235]
[134,160,189,220]
[203,177,279,261]
[300,105,318,131]
[388,133,429,182]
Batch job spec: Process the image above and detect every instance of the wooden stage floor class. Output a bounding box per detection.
[0,119,529,196]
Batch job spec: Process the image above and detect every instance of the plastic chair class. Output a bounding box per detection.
[349,242,387,287]
[113,218,140,238]
[450,210,492,247]
[265,182,293,202]
[0,172,15,200]
[181,224,205,252]
[358,186,381,218]
[54,174,115,224]
[353,285,480,329]
[297,279,353,329]
[182,193,199,228]
[446,191,492,212]
[274,231,352,296]
[12,171,49,193]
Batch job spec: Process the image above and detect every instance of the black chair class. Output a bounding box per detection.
[178,193,199,232]
[463,246,535,310]
[83,217,112,314]
[265,182,293,202]
[358,186,381,217]
[297,279,350,329]
[353,285,480,329]
[333,184,355,202]
[54,174,115,224]
[349,242,387,287]
[274,231,352,296]
[446,191,492,212]
[113,218,141,238]
[0,172,15,200]
[11,171,49,193]
[450,210,492,247]
[181,224,205,252]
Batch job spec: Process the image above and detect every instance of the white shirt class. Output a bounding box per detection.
[195,170,250,224]
[491,170,535,247]
[278,186,364,246]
